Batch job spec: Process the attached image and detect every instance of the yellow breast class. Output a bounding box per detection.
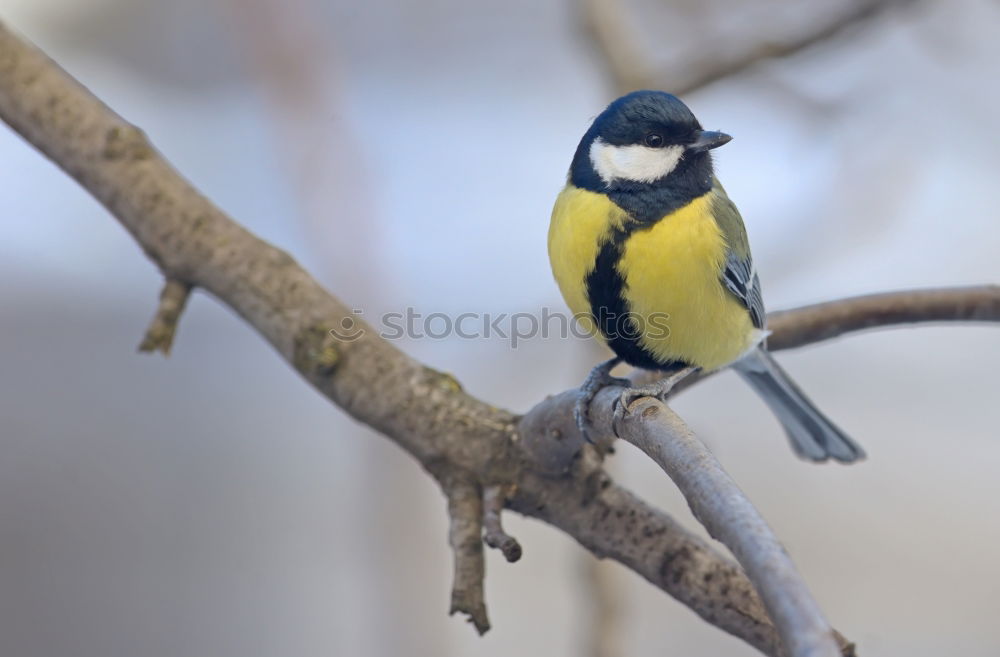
[548,184,758,371]
[619,194,757,370]
[548,185,626,336]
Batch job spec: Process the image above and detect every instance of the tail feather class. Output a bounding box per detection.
[733,347,865,464]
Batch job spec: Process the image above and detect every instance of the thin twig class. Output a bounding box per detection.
[482,485,522,563]
[665,0,913,96]
[138,278,191,355]
[445,477,490,635]
[616,396,840,657]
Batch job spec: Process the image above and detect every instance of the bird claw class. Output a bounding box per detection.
[611,394,627,439]
[574,358,629,444]
[610,367,700,437]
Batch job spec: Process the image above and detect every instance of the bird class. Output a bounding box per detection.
[548,90,865,463]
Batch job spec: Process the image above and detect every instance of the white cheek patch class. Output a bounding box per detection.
[589,138,684,185]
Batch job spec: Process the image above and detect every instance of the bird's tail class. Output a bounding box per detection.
[733,346,865,463]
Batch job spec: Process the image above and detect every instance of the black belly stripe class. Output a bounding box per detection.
[582,160,716,372]
[585,226,688,372]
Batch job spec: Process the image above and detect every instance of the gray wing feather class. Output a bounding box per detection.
[722,252,766,330]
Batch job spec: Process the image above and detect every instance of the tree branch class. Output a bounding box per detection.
[617,394,840,657]
[766,286,1000,351]
[138,277,192,355]
[518,388,784,649]
[483,485,522,563]
[0,20,991,657]
[444,475,490,634]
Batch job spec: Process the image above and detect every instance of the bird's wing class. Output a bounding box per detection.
[710,180,766,330]
[722,250,765,330]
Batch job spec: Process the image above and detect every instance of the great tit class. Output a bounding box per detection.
[548,90,864,463]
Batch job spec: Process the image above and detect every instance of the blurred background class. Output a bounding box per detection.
[1,0,999,655]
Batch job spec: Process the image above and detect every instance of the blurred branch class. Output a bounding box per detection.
[583,0,914,95]
[138,277,191,355]
[581,0,653,93]
[1,20,992,657]
[579,554,624,657]
[220,0,380,295]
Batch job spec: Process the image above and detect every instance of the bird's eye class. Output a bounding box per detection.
[644,133,664,148]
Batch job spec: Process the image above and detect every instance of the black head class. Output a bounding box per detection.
[569,91,731,216]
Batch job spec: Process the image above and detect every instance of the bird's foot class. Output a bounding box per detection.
[574,358,631,444]
[612,366,700,436]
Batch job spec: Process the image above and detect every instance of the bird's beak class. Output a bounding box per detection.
[688,130,732,153]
